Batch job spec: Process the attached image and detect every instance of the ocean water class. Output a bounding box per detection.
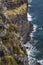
[27,0,43,65]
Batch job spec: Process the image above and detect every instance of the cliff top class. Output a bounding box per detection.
[6,3,27,16]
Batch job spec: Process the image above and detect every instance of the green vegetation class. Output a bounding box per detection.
[9,24,18,33]
[13,46,25,54]
[0,56,18,65]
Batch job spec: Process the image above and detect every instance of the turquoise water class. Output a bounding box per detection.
[27,0,43,64]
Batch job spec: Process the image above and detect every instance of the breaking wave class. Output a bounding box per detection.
[38,60,43,65]
[27,0,43,65]
[27,13,32,21]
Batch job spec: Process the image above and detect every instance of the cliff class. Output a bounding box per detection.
[0,0,32,65]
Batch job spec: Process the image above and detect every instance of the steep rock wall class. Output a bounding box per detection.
[0,0,33,65]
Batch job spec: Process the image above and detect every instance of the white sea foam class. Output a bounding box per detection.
[27,13,36,21]
[27,13,32,21]
[28,4,32,7]
[29,24,38,55]
[26,49,31,56]
[26,43,39,65]
[30,33,33,37]
[25,24,38,65]
[39,27,43,30]
[37,60,43,65]
[27,1,43,65]
[26,42,34,56]
[33,24,37,32]
[24,42,33,49]
[29,24,37,40]
[26,43,41,65]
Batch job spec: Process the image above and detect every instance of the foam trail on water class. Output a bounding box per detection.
[33,24,37,32]
[27,13,38,65]
[27,13,32,21]
[30,24,37,40]
[28,4,32,7]
[39,27,43,30]
[37,60,43,65]
[26,43,38,65]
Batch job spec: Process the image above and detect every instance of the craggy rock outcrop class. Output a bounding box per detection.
[0,0,30,65]
[5,1,33,44]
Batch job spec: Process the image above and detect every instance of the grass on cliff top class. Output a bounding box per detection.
[6,3,27,16]
[0,56,18,65]
[12,0,20,3]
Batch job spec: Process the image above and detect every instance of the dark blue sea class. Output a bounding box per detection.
[27,0,43,65]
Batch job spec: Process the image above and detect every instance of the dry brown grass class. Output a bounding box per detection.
[6,3,27,16]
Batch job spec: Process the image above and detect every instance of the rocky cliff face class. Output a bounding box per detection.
[5,0,33,43]
[0,0,33,65]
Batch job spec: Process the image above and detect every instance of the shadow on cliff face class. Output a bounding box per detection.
[2,0,27,10]
[9,14,27,24]
[0,50,4,57]
[7,13,33,43]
